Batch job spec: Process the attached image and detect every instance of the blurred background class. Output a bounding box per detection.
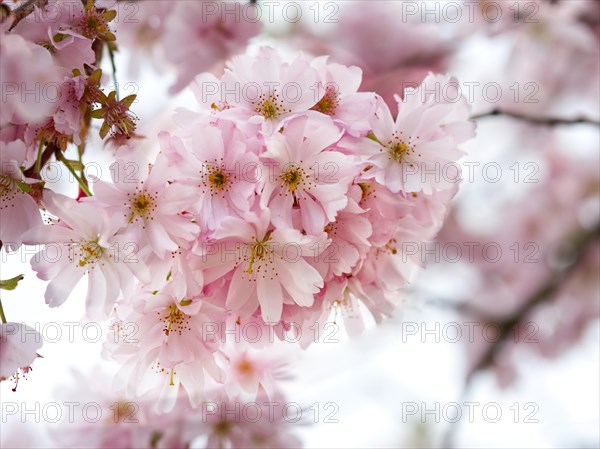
[1,1,599,447]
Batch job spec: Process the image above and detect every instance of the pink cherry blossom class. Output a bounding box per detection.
[310,56,378,136]
[217,47,322,131]
[157,119,260,233]
[346,74,474,194]
[199,390,302,449]
[90,158,199,258]
[0,322,43,383]
[22,191,147,320]
[312,184,373,281]
[0,140,43,250]
[222,342,292,399]
[53,75,86,145]
[0,26,62,127]
[164,1,262,93]
[259,114,355,235]
[106,280,225,413]
[200,209,327,323]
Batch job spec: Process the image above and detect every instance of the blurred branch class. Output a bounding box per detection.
[441,225,598,448]
[472,110,600,127]
[466,224,600,380]
[7,0,48,31]
[24,143,56,180]
[413,295,492,318]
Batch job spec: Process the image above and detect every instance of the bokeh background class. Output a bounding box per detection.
[1,1,599,447]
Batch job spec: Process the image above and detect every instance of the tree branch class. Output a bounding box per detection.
[466,224,600,380]
[7,0,48,31]
[472,109,600,127]
[441,224,598,448]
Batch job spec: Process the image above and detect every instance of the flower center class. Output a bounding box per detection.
[246,242,270,274]
[378,238,397,256]
[280,165,306,192]
[0,175,16,200]
[133,195,151,213]
[357,182,372,202]
[254,90,290,119]
[201,162,235,196]
[324,221,338,237]
[126,188,157,224]
[244,231,276,278]
[311,86,340,115]
[383,132,418,164]
[209,171,227,188]
[76,2,115,41]
[388,141,413,163]
[161,304,191,337]
[74,238,103,267]
[236,359,255,376]
[214,421,232,435]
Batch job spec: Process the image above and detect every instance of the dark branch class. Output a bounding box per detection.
[23,143,56,179]
[8,0,48,31]
[472,109,600,127]
[441,224,599,449]
[467,223,600,380]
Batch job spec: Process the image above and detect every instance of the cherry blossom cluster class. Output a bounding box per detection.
[50,371,302,449]
[0,0,140,385]
[11,46,475,410]
[106,0,262,92]
[1,0,137,250]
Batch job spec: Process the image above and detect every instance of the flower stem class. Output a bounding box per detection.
[0,299,7,324]
[366,132,383,145]
[35,139,45,175]
[56,152,92,196]
[107,44,119,101]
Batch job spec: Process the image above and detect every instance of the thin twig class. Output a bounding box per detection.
[55,151,92,197]
[466,224,600,380]
[472,109,600,127]
[8,0,48,31]
[440,224,600,448]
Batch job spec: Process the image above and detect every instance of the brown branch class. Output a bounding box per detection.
[467,223,600,380]
[472,109,600,127]
[7,0,48,31]
[441,224,599,448]
[23,143,56,179]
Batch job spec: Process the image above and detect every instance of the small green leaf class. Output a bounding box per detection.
[16,181,32,193]
[53,33,68,42]
[102,9,117,22]
[366,132,382,144]
[90,108,104,119]
[150,431,163,448]
[1,275,24,291]
[89,69,103,85]
[122,94,137,109]
[99,122,110,139]
[63,159,84,171]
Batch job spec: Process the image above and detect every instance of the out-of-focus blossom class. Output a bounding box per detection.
[0,322,42,384]
[0,26,62,126]
[0,140,43,250]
